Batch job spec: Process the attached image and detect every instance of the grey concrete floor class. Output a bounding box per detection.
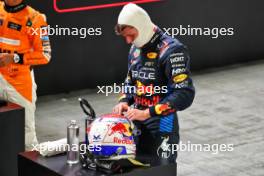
[36,60,264,176]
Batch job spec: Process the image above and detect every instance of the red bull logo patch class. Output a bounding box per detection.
[109,122,132,137]
[155,103,171,115]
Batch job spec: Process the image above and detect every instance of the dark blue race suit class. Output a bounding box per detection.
[119,27,195,167]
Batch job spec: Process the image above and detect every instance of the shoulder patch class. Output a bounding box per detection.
[159,41,170,58]
[27,6,43,26]
[147,52,158,59]
[173,74,188,83]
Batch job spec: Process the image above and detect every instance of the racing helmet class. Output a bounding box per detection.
[88,113,136,160]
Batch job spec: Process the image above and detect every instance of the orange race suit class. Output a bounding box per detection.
[0,1,51,150]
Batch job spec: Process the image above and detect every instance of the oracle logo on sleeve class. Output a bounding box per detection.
[53,0,162,13]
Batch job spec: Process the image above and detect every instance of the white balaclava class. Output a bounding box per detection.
[118,3,156,48]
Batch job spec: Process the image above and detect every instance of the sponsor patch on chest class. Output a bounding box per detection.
[8,22,22,31]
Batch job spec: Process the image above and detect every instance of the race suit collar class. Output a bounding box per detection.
[141,27,162,51]
[4,2,27,13]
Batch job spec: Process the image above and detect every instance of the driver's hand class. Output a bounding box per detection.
[113,102,129,115]
[0,53,15,67]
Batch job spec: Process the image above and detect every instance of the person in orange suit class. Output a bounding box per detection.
[0,0,51,150]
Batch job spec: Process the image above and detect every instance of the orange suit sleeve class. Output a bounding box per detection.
[22,13,51,65]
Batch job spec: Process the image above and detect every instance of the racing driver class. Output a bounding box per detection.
[113,3,195,169]
[0,0,51,150]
